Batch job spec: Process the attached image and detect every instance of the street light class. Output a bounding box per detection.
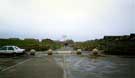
[62,35,68,48]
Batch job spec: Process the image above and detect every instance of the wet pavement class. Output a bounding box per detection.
[0,52,134,78]
[0,56,63,78]
[0,55,30,71]
[54,54,135,78]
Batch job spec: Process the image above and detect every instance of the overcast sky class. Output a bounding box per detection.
[0,0,134,41]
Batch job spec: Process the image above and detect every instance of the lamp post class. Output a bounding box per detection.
[62,35,67,48]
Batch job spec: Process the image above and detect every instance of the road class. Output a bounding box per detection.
[0,56,63,78]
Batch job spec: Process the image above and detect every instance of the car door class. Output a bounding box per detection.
[7,47,14,53]
[0,47,7,53]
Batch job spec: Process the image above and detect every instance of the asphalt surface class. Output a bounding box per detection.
[0,46,134,78]
[54,55,135,78]
[0,56,63,78]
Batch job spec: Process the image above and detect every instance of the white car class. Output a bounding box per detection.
[0,46,25,54]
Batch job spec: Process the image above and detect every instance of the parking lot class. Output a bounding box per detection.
[0,54,63,78]
[0,55,30,71]
[54,54,134,78]
[0,51,134,78]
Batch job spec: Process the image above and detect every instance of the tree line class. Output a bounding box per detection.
[73,34,135,55]
[0,38,62,51]
[0,34,135,55]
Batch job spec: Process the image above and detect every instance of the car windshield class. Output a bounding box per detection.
[15,47,19,49]
[0,46,7,50]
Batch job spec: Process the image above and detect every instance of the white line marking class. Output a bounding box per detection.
[1,58,32,72]
[63,54,67,78]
